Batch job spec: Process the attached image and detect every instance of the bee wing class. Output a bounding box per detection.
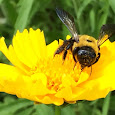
[97,24,115,47]
[56,8,79,42]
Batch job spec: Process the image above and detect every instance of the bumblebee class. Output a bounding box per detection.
[54,8,115,70]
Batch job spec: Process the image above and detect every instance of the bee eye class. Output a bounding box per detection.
[87,39,92,42]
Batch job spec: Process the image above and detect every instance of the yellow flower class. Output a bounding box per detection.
[0,28,115,106]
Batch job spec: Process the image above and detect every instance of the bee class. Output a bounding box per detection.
[54,8,115,70]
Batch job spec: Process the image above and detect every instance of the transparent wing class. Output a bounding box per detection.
[97,24,115,47]
[56,8,79,42]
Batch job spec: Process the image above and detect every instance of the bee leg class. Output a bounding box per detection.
[93,53,100,64]
[54,39,72,56]
[63,50,67,60]
[72,50,78,70]
[73,54,77,62]
[72,47,78,63]
[54,45,65,56]
[63,42,73,60]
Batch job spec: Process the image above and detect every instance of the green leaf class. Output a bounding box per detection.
[77,0,92,19]
[14,0,34,34]
[3,96,16,104]
[0,98,33,115]
[98,13,108,31]
[1,0,17,26]
[0,0,3,5]
[14,106,34,115]
[77,103,89,115]
[27,0,51,27]
[89,9,95,32]
[33,104,54,115]
[61,105,76,115]
[109,0,115,13]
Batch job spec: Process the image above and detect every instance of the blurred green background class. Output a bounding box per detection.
[0,0,115,115]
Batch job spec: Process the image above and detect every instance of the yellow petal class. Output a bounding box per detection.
[29,28,47,59]
[0,64,21,94]
[47,40,58,57]
[13,30,38,67]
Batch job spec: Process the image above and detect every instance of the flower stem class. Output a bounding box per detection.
[55,106,61,115]
[102,92,111,115]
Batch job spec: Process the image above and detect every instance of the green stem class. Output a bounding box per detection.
[55,106,61,115]
[102,92,111,115]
